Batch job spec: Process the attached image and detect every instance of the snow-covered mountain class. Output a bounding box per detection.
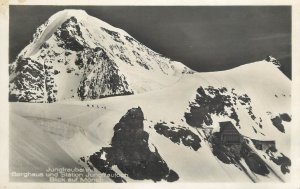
[10,57,291,182]
[9,9,291,183]
[9,9,192,102]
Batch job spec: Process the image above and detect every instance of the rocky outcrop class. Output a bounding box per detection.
[270,113,291,133]
[76,47,133,100]
[154,123,201,151]
[185,87,240,127]
[82,107,179,182]
[185,86,265,132]
[9,57,58,102]
[54,16,85,51]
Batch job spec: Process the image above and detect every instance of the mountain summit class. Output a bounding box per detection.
[9,9,192,102]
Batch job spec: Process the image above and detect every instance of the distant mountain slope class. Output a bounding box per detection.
[9,9,192,102]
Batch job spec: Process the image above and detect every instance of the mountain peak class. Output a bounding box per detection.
[61,9,87,15]
[9,9,192,102]
[51,9,88,20]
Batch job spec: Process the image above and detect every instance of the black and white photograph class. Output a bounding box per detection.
[2,1,299,187]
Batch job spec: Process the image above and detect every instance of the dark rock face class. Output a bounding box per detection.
[269,153,291,174]
[63,43,133,100]
[241,145,269,176]
[185,86,264,132]
[83,107,179,182]
[154,123,201,151]
[9,57,58,102]
[9,58,45,102]
[117,53,132,65]
[74,45,133,100]
[264,147,291,175]
[185,86,240,127]
[55,16,85,51]
[251,139,291,175]
[271,113,292,133]
[271,116,285,133]
[280,113,291,122]
[243,153,269,176]
[89,149,126,183]
[101,27,124,44]
[132,50,150,70]
[125,35,139,45]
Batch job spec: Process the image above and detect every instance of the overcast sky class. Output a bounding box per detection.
[9,6,291,78]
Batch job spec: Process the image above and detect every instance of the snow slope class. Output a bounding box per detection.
[9,57,291,182]
[9,113,83,182]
